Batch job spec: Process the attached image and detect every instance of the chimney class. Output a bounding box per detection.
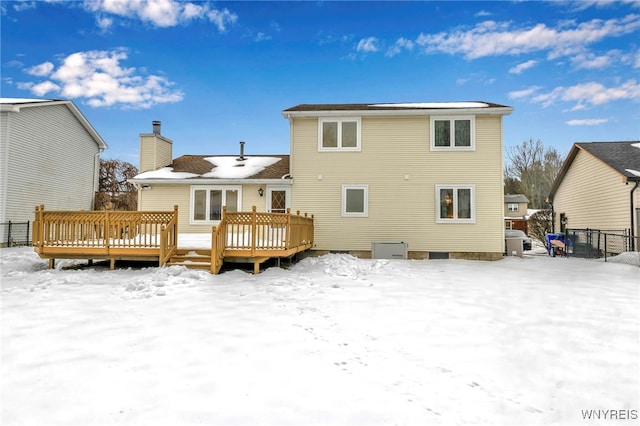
[152,120,161,135]
[237,141,246,161]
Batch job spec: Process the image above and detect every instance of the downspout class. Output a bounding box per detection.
[92,148,104,210]
[630,180,639,251]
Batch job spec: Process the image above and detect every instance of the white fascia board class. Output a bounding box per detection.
[282,107,513,119]
[128,178,293,185]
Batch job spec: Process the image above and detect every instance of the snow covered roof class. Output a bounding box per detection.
[130,155,290,183]
[0,98,56,104]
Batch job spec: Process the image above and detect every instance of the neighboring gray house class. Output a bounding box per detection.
[504,194,529,233]
[0,98,107,245]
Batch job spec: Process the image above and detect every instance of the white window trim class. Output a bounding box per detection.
[430,115,475,151]
[189,185,242,225]
[435,184,476,223]
[507,203,519,212]
[318,117,362,152]
[266,185,291,213]
[342,184,368,217]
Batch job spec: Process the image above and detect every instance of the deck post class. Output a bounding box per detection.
[104,207,111,251]
[159,224,166,267]
[210,226,217,274]
[251,206,257,257]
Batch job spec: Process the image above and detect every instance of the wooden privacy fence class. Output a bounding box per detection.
[211,206,314,274]
[33,205,178,269]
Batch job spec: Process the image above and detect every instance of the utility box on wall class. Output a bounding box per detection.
[371,241,408,259]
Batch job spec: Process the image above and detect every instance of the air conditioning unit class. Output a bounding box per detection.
[371,241,408,260]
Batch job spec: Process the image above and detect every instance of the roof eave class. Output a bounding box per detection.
[282,106,514,119]
[129,178,293,185]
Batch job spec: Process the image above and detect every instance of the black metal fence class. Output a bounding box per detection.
[0,221,31,247]
[565,228,639,264]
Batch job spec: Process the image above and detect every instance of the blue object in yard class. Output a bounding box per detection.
[545,233,565,256]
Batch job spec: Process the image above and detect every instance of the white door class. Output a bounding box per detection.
[266,186,290,213]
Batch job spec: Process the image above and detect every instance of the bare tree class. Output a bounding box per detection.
[505,139,563,209]
[95,159,139,210]
[529,209,554,248]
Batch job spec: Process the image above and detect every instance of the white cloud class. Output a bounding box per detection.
[18,49,183,109]
[415,14,640,60]
[571,50,621,69]
[508,86,542,99]
[82,0,237,31]
[356,37,379,53]
[25,61,54,77]
[207,8,237,32]
[13,1,37,12]
[385,38,414,57]
[530,79,640,108]
[566,118,609,126]
[509,60,538,74]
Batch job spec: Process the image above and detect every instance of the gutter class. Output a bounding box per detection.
[128,178,293,186]
[631,180,639,251]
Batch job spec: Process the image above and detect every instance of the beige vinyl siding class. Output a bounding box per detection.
[138,183,271,233]
[290,115,505,253]
[3,104,100,224]
[139,134,172,173]
[554,149,636,231]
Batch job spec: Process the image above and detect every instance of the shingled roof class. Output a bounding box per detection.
[549,141,640,199]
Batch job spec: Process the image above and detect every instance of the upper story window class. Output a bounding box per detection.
[319,117,361,151]
[431,116,475,151]
[507,203,519,212]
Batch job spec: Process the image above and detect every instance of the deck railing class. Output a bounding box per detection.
[33,205,178,267]
[210,206,314,274]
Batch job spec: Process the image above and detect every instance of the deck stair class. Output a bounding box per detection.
[168,249,212,270]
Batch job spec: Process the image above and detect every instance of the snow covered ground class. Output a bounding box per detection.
[1,247,638,426]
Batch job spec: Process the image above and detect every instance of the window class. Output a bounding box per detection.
[436,185,475,223]
[431,116,475,150]
[507,203,519,212]
[319,118,361,151]
[191,186,241,224]
[342,184,368,217]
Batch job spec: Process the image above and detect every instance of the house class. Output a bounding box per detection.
[547,141,640,239]
[129,121,293,234]
[131,102,513,260]
[0,98,107,245]
[281,102,513,260]
[504,194,530,232]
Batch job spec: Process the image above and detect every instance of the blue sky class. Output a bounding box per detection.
[2,0,639,164]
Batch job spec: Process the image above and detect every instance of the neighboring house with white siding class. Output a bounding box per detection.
[0,98,107,245]
[547,141,640,238]
[131,101,513,260]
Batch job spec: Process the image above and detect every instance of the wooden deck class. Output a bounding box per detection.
[33,205,314,274]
